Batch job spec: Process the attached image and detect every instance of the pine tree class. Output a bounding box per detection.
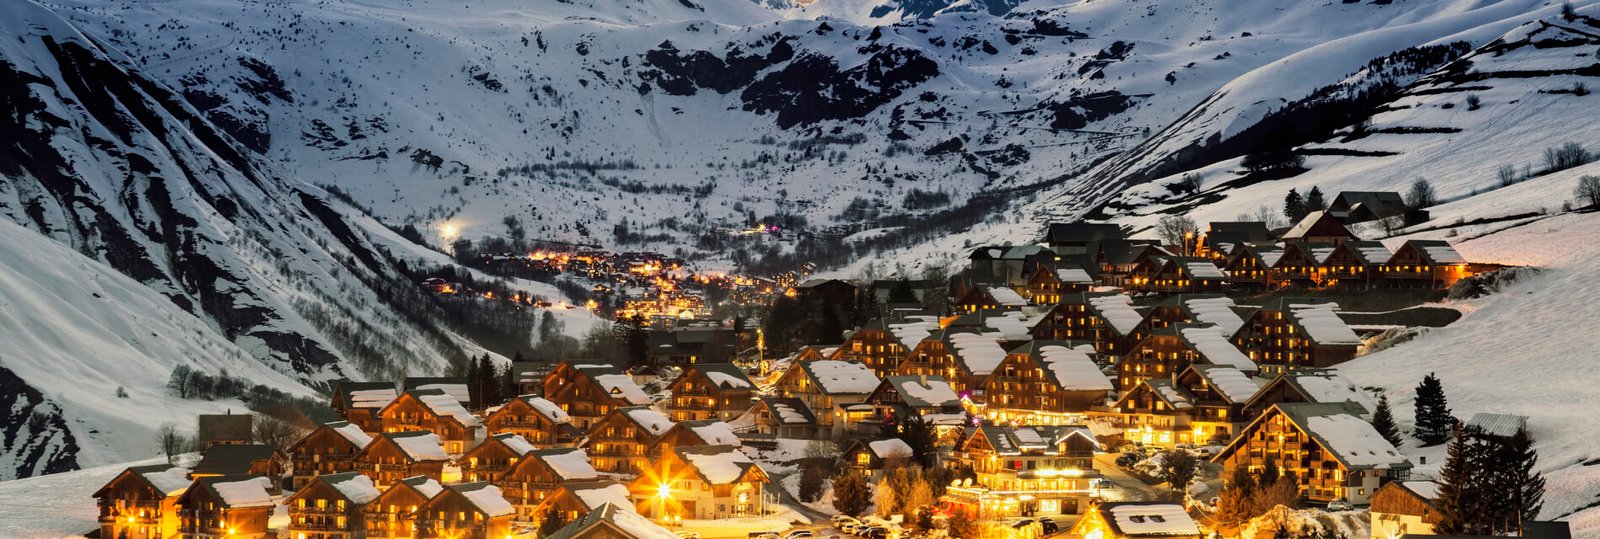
[893,412,938,468]
[1283,189,1306,223]
[831,470,872,516]
[1436,426,1491,535]
[1305,186,1327,212]
[1497,429,1546,534]
[1413,373,1454,446]
[1371,395,1403,447]
[537,508,568,538]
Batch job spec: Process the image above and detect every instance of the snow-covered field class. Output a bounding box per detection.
[0,456,169,537]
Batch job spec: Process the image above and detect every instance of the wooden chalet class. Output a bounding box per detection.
[954,286,1030,313]
[651,420,742,460]
[399,377,471,407]
[774,359,879,438]
[94,464,191,539]
[1231,299,1361,374]
[1126,256,1227,294]
[175,475,276,539]
[1068,502,1201,539]
[630,445,770,520]
[190,444,285,488]
[1117,323,1256,395]
[354,432,450,489]
[542,502,678,539]
[545,364,653,431]
[285,472,381,539]
[1382,239,1472,288]
[1170,365,1263,445]
[289,421,373,489]
[377,389,482,455]
[585,406,674,474]
[458,433,536,483]
[414,482,515,539]
[542,360,598,398]
[947,425,1099,518]
[666,363,756,422]
[362,475,444,538]
[1026,263,1095,304]
[1328,191,1410,224]
[507,362,550,396]
[331,381,397,434]
[1112,378,1195,449]
[1370,480,1442,538]
[1045,222,1126,257]
[1272,242,1337,287]
[839,439,914,481]
[500,448,601,522]
[1281,211,1357,245]
[1239,369,1376,423]
[983,342,1112,421]
[531,481,633,525]
[832,317,929,378]
[1200,222,1276,261]
[1222,243,1284,290]
[897,330,1005,400]
[1026,292,1141,359]
[1097,243,1171,287]
[1213,402,1412,505]
[788,278,859,309]
[742,396,819,439]
[646,326,741,367]
[864,374,964,425]
[1124,294,1245,345]
[788,345,836,363]
[484,395,581,447]
[195,412,253,451]
[1322,240,1391,289]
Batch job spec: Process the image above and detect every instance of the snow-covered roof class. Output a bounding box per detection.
[887,315,941,349]
[571,482,633,511]
[386,432,450,461]
[760,397,816,425]
[679,446,758,484]
[688,421,742,446]
[528,397,571,424]
[1259,248,1285,267]
[947,332,1007,376]
[1286,302,1360,345]
[987,287,1028,307]
[1182,296,1244,335]
[800,360,880,395]
[868,438,914,459]
[1348,242,1392,265]
[415,390,481,428]
[139,465,193,496]
[535,448,600,481]
[1284,370,1377,414]
[979,310,1031,341]
[492,433,537,456]
[1183,260,1226,279]
[208,476,276,508]
[349,388,397,409]
[594,374,652,405]
[1100,503,1200,537]
[1087,294,1142,335]
[1401,480,1441,501]
[621,407,674,436]
[1037,344,1114,391]
[886,375,961,407]
[324,473,381,505]
[413,382,471,405]
[1190,366,1262,404]
[1178,325,1256,372]
[403,476,445,499]
[1056,267,1094,284]
[452,482,516,518]
[329,421,374,449]
[698,364,755,390]
[1466,412,1528,438]
[1310,246,1337,265]
[1305,413,1410,469]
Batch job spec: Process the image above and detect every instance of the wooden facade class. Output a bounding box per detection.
[457,433,535,483]
[831,321,914,378]
[948,426,1099,518]
[1213,402,1411,505]
[665,364,756,422]
[1382,239,1472,288]
[1026,294,1135,359]
[377,390,480,456]
[628,445,770,520]
[331,381,396,435]
[545,365,650,431]
[1111,379,1194,449]
[94,465,188,539]
[414,482,515,539]
[175,476,275,539]
[1025,264,1093,305]
[1126,256,1227,294]
[585,407,671,475]
[285,472,379,539]
[1322,240,1389,289]
[1222,244,1283,290]
[500,448,600,522]
[1231,300,1359,373]
[484,396,576,447]
[289,422,371,489]
[1117,329,1195,393]
[983,342,1111,419]
[774,360,876,438]
[363,476,443,539]
[354,432,449,489]
[1370,481,1441,538]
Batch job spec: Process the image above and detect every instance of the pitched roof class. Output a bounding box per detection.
[401,377,471,405]
[757,396,817,425]
[187,475,276,509]
[1466,412,1528,438]
[1282,403,1410,470]
[798,360,880,395]
[1248,368,1376,414]
[396,475,445,499]
[305,472,381,505]
[192,444,278,476]
[333,381,399,410]
[1183,365,1263,404]
[445,482,516,518]
[1011,341,1113,392]
[675,445,763,485]
[379,431,450,462]
[1282,211,1354,241]
[1095,502,1200,537]
[96,464,192,498]
[1400,239,1467,265]
[1174,324,1257,372]
[879,375,962,408]
[547,503,678,539]
[1338,240,1392,266]
[690,363,756,390]
[196,414,252,443]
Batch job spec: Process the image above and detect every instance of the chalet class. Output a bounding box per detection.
[1222,243,1284,290]
[532,481,633,525]
[788,278,859,309]
[1112,378,1196,449]
[967,245,1057,286]
[651,420,742,460]
[543,502,679,539]
[1067,502,1201,539]
[833,317,931,378]
[1044,222,1125,257]
[175,475,276,539]
[1241,369,1376,422]
[1126,256,1227,294]
[1371,480,1442,539]
[400,377,471,407]
[1125,294,1246,345]
[94,464,191,539]
[378,389,483,455]
[1231,299,1361,373]
[947,425,1099,518]
[414,482,516,539]
[1383,239,1472,288]
[1273,242,1337,287]
[984,342,1113,422]
[631,445,770,520]
[1118,323,1256,394]
[1171,365,1263,445]
[1465,412,1530,441]
[285,472,380,539]
[864,374,964,422]
[1026,263,1096,304]
[898,330,1007,400]
[289,421,373,489]
[485,395,581,447]
[1098,243,1172,287]
[788,345,836,364]
[666,363,756,422]
[741,397,819,439]
[331,381,398,434]
[458,433,536,483]
[545,364,653,431]
[191,444,285,488]
[646,326,740,367]
[500,448,601,522]
[839,439,914,481]
[1215,402,1411,505]
[363,475,444,539]
[507,362,551,396]
[586,406,674,474]
[1328,191,1410,224]
[774,359,880,438]
[1027,292,1142,358]
[1322,240,1391,289]
[542,361,606,398]
[354,432,450,489]
[196,412,253,450]
[1281,211,1357,245]
[954,286,1030,313]
[1200,222,1276,261]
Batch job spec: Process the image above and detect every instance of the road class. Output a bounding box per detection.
[1092,453,1168,502]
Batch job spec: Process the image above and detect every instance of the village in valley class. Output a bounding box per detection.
[88,189,1556,539]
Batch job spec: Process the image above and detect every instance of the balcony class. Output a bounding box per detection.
[291,520,354,532]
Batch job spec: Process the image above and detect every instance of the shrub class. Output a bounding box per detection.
[1576,175,1600,208]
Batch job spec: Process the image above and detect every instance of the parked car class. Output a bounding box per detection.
[750,532,783,539]
[1010,519,1035,529]
[862,528,888,539]
[787,531,816,539]
[675,532,701,539]
[831,516,859,527]
[1327,500,1354,511]
[1038,517,1059,534]
[1115,452,1144,467]
[839,523,861,534]
[1091,477,1114,489]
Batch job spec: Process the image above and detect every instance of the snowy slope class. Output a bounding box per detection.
[0,456,168,537]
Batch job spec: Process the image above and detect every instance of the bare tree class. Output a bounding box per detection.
[1407,177,1438,208]
[157,423,188,465]
[1576,175,1600,209]
[1378,214,1406,237]
[252,414,304,453]
[1252,205,1285,229]
[1156,214,1200,254]
[1497,164,1519,187]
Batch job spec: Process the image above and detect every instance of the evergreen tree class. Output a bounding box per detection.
[831,470,872,516]
[1371,394,1403,447]
[537,508,568,538]
[1413,373,1455,446]
[1283,189,1307,223]
[1305,186,1327,212]
[473,354,498,409]
[1436,426,1491,535]
[887,279,918,304]
[1496,429,1546,534]
[893,412,939,468]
